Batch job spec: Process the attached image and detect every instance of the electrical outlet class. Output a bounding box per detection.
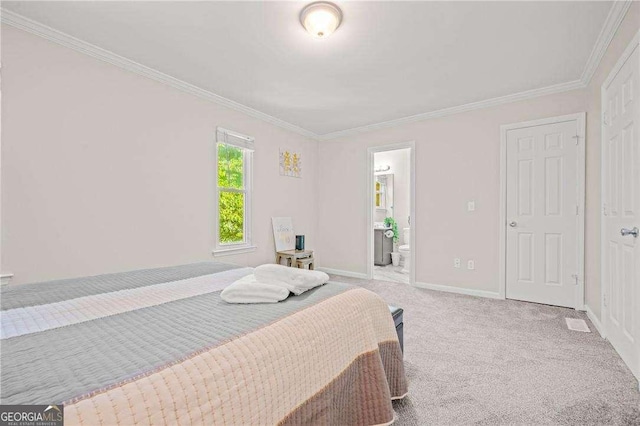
[454,258,461,268]
[467,260,475,270]
[467,201,476,212]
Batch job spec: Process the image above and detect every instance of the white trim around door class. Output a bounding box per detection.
[499,113,586,309]
[367,141,416,286]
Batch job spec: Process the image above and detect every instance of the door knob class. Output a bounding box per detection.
[508,221,517,227]
[620,227,639,238]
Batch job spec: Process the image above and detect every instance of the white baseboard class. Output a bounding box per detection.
[414,281,502,300]
[584,304,605,338]
[1,274,14,286]
[317,267,368,280]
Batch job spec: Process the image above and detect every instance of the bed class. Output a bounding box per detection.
[0,262,407,425]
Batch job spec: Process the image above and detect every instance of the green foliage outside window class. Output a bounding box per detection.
[218,144,245,244]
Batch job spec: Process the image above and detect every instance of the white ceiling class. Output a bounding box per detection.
[3,1,614,137]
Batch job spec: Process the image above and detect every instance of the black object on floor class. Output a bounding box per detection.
[389,305,404,353]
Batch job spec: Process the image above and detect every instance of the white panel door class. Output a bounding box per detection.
[602,42,640,380]
[505,120,581,308]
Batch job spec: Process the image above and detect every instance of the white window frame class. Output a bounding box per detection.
[213,127,256,256]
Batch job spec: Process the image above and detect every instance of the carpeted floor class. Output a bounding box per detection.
[330,275,640,425]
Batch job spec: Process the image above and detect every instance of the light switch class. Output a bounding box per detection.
[467,201,476,212]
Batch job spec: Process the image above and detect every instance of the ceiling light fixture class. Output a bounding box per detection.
[300,2,343,39]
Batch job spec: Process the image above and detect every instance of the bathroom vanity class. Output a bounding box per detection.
[374,228,393,266]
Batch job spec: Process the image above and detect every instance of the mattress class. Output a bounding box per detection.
[0,262,407,425]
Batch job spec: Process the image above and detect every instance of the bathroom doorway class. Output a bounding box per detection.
[367,142,415,285]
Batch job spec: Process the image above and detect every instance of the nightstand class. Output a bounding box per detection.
[276,249,314,268]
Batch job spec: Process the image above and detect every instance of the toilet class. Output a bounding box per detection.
[398,228,411,273]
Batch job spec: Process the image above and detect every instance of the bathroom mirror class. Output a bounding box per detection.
[374,173,394,217]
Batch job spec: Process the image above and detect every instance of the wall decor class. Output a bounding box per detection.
[279,148,302,178]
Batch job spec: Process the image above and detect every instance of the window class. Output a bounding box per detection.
[214,127,255,255]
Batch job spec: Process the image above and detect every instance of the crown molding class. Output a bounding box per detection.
[580,0,632,86]
[1,1,631,142]
[318,1,631,141]
[317,79,585,140]
[0,8,319,140]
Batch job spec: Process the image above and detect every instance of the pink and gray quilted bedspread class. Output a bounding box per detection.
[1,262,407,425]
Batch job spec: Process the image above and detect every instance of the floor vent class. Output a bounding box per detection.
[565,318,591,333]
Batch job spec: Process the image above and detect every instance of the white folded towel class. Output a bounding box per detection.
[221,274,290,304]
[254,264,330,295]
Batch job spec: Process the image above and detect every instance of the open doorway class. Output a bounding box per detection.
[367,142,415,285]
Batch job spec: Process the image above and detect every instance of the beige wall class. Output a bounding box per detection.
[317,90,586,290]
[316,4,639,318]
[1,26,318,285]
